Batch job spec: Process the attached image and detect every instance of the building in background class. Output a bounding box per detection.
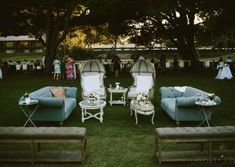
[0,36,43,54]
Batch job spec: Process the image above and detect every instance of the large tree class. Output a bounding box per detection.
[0,0,89,73]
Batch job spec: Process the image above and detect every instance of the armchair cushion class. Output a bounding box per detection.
[136,75,153,92]
[82,74,100,92]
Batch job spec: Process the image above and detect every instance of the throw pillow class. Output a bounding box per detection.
[50,87,65,98]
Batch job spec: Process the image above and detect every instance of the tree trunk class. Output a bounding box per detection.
[177,42,199,71]
[44,45,57,74]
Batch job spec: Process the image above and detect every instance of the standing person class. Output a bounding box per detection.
[112,55,121,78]
[60,59,66,79]
[160,54,166,71]
[173,57,179,71]
[226,56,233,73]
[53,58,61,80]
[215,57,233,79]
[65,55,75,80]
[0,60,3,79]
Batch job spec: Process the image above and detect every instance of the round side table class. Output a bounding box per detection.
[130,100,155,124]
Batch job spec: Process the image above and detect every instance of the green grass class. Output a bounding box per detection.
[0,71,235,167]
[0,53,43,61]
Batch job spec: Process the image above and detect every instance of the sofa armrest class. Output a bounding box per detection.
[176,96,198,107]
[64,87,77,98]
[213,96,222,105]
[32,97,64,107]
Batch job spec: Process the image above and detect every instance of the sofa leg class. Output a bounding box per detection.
[59,121,64,126]
[176,121,180,126]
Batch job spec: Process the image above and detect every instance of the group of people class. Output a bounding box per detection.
[215,56,233,80]
[53,55,77,80]
[0,59,44,78]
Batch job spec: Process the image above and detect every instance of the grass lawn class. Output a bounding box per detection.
[0,71,235,167]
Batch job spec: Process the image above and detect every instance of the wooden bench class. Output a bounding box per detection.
[0,127,86,163]
[155,126,235,164]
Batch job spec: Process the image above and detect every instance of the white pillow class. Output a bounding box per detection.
[82,75,100,92]
[132,73,152,86]
[82,72,104,86]
[136,75,153,92]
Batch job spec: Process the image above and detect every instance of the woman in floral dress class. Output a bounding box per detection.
[65,55,75,80]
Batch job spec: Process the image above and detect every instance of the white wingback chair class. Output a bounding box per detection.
[80,60,106,100]
[127,59,156,100]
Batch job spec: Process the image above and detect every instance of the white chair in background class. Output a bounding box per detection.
[127,59,156,100]
[80,60,106,100]
[16,64,21,71]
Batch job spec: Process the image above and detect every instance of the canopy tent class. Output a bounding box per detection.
[80,60,106,74]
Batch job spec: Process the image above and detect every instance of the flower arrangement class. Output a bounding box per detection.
[136,93,149,105]
[24,92,29,98]
[88,92,100,105]
[23,92,31,104]
[207,93,215,101]
[115,82,120,89]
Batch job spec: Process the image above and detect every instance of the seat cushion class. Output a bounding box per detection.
[128,87,149,99]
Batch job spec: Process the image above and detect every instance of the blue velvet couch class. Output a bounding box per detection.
[160,86,221,125]
[23,86,77,125]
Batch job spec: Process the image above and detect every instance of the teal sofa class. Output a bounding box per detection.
[24,86,77,125]
[160,86,221,126]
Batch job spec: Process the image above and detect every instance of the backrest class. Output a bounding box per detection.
[160,87,184,99]
[132,73,153,87]
[81,73,104,95]
[130,60,156,87]
[183,87,208,97]
[81,72,104,87]
[135,75,154,92]
[30,87,53,98]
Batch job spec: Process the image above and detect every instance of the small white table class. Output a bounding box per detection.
[79,100,106,123]
[130,100,155,125]
[195,101,217,127]
[108,87,128,106]
[19,100,39,127]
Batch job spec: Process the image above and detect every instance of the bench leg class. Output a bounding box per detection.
[176,121,180,126]
[156,138,162,164]
[208,142,212,160]
[81,137,86,163]
[200,142,205,152]
[31,141,35,164]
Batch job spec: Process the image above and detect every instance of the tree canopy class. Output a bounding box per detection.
[0,0,234,71]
